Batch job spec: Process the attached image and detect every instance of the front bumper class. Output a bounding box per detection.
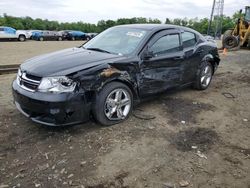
[12,80,91,126]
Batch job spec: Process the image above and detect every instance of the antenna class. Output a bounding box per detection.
[207,0,224,39]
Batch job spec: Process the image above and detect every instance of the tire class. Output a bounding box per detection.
[193,61,213,90]
[93,82,133,126]
[58,37,62,41]
[71,37,75,41]
[222,35,239,49]
[86,37,90,41]
[18,35,26,42]
[39,37,44,41]
[222,29,233,43]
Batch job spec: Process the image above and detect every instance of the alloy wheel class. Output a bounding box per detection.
[104,88,131,120]
[201,65,212,88]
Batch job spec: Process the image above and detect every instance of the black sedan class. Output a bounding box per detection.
[12,24,220,126]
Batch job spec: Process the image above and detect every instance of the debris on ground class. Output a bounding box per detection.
[222,92,235,98]
[243,118,248,122]
[196,150,208,159]
[163,182,175,188]
[179,180,189,187]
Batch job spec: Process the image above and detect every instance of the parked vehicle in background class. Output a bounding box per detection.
[13,24,220,126]
[0,26,30,41]
[58,30,71,40]
[203,34,217,44]
[62,30,90,41]
[32,31,63,41]
[27,30,41,39]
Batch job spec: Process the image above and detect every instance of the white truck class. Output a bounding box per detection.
[0,26,31,41]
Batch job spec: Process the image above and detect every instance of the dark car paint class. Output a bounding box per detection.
[12,24,220,126]
[12,81,90,126]
[61,31,89,41]
[21,48,125,77]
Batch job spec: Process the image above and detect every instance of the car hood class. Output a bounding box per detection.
[21,47,124,77]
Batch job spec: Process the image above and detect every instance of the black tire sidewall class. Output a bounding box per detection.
[93,82,133,126]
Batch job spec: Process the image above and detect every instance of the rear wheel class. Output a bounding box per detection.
[193,61,213,90]
[93,82,133,126]
[71,36,75,41]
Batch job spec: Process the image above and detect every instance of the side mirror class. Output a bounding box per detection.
[142,48,154,60]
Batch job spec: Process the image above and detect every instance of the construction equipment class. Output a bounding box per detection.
[222,6,250,49]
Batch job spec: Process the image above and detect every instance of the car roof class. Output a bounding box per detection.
[114,24,202,35]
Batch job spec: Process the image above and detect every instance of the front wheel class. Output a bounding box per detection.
[93,82,133,126]
[18,35,26,42]
[39,37,44,41]
[193,61,213,90]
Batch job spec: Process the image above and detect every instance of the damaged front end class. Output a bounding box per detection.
[12,71,92,126]
[12,60,139,126]
[71,61,139,100]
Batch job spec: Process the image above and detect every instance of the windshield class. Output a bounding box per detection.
[245,7,250,21]
[83,27,148,55]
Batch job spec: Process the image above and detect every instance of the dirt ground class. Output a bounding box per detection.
[0,41,250,188]
[0,41,83,65]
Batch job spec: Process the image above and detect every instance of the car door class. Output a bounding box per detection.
[139,29,185,96]
[180,31,201,83]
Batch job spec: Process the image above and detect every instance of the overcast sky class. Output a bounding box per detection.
[0,0,248,23]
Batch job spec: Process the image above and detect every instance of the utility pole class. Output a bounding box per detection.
[207,0,224,39]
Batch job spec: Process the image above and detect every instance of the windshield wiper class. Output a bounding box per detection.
[86,47,111,54]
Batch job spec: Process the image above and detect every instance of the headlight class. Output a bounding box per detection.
[16,69,21,84]
[17,68,21,77]
[38,76,77,93]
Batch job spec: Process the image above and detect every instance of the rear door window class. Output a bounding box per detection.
[182,31,196,48]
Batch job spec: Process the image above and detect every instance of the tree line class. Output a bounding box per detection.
[0,12,241,34]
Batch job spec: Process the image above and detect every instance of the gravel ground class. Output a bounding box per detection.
[0,42,249,188]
